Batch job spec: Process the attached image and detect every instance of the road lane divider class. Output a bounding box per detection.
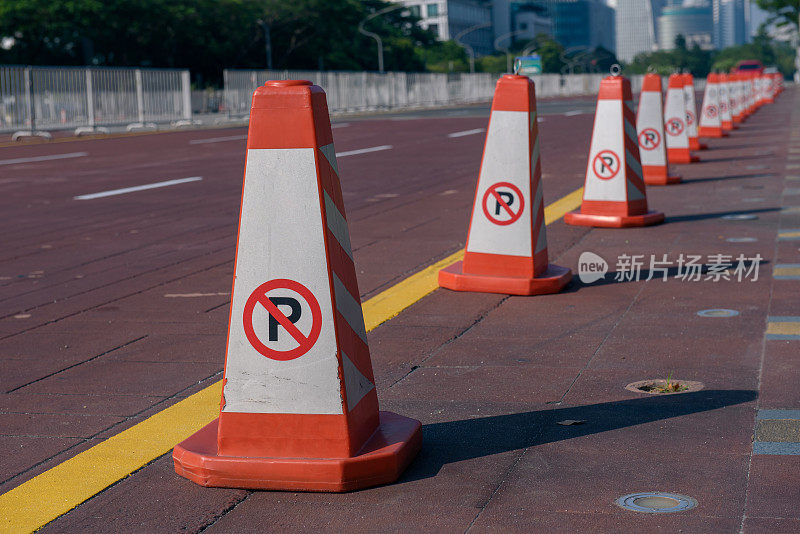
[335,145,392,158]
[0,152,88,166]
[73,177,203,200]
[189,134,248,145]
[0,184,583,532]
[447,128,485,138]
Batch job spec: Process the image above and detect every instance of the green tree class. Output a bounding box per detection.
[756,0,800,29]
[0,0,438,85]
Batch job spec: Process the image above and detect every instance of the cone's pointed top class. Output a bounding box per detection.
[667,73,684,88]
[266,80,312,87]
[491,74,536,113]
[681,73,694,85]
[597,75,632,101]
[707,73,718,83]
[641,73,662,92]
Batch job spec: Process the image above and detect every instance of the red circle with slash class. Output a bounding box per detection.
[638,128,661,151]
[242,279,322,361]
[592,150,621,180]
[482,182,525,226]
[665,117,685,136]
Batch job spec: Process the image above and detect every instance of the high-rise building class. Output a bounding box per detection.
[398,0,494,55]
[658,2,714,50]
[713,0,749,48]
[541,0,616,52]
[615,0,666,61]
[493,1,553,48]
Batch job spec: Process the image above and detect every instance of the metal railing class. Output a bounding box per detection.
[223,70,649,117]
[0,66,192,137]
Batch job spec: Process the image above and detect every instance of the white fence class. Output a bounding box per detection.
[0,66,192,136]
[223,70,658,117]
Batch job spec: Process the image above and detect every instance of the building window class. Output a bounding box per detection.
[428,23,439,36]
[407,5,420,17]
[519,23,528,30]
[427,3,439,17]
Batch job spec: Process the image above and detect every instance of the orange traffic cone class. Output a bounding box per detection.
[636,73,681,185]
[664,74,697,164]
[698,73,727,138]
[564,74,664,228]
[718,73,735,132]
[731,73,745,125]
[438,74,571,295]
[682,73,707,150]
[173,80,421,492]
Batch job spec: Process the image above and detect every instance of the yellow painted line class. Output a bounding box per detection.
[773,266,800,277]
[778,230,800,239]
[364,186,584,331]
[767,322,800,336]
[0,187,583,532]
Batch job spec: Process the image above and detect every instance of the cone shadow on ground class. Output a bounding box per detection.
[698,154,777,163]
[666,207,779,223]
[681,173,776,184]
[400,389,757,482]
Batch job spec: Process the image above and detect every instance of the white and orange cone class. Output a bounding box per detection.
[682,73,707,150]
[173,80,421,492]
[698,73,726,138]
[636,73,681,185]
[731,73,745,125]
[664,74,697,164]
[564,74,665,228]
[718,73,735,131]
[439,74,571,295]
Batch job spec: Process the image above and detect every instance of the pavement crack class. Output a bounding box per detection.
[5,335,148,393]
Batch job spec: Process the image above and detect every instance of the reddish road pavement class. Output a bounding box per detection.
[1,88,799,532]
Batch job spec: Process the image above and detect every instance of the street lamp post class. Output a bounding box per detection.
[358,4,405,73]
[454,22,492,74]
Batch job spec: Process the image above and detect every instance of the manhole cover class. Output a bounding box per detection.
[697,308,739,317]
[722,214,758,221]
[615,492,698,513]
[625,379,704,395]
[726,237,757,243]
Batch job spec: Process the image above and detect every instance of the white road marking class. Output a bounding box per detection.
[564,110,584,117]
[189,135,247,145]
[331,123,350,129]
[74,177,202,200]
[0,152,88,166]
[336,145,392,158]
[447,128,485,138]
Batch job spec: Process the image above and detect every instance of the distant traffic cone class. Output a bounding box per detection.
[682,73,707,150]
[173,80,421,492]
[718,73,735,131]
[664,74,697,164]
[636,73,681,185]
[731,73,744,124]
[564,74,664,228]
[698,73,727,138]
[438,75,571,295]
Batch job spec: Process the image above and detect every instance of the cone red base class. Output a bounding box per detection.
[564,210,665,228]
[698,127,728,138]
[689,139,708,150]
[644,174,682,186]
[642,165,682,186]
[438,261,571,296]
[173,411,422,492]
[667,149,699,164]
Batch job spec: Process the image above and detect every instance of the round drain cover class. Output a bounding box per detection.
[726,237,757,243]
[697,308,739,317]
[722,214,758,221]
[616,492,697,513]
